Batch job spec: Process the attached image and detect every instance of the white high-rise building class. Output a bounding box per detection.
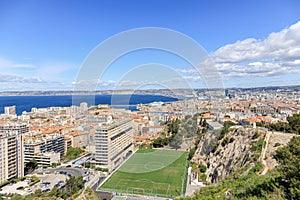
[80,102,88,113]
[4,105,16,116]
[0,123,27,184]
[94,119,134,172]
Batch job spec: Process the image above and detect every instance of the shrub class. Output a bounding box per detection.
[252,132,260,139]
[221,137,229,147]
[95,167,108,172]
[198,164,207,173]
[200,174,207,182]
[274,142,281,147]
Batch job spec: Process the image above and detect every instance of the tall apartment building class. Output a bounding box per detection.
[0,123,28,184]
[24,133,65,166]
[94,119,134,172]
[4,105,16,116]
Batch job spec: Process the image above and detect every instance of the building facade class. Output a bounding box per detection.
[4,106,16,116]
[0,123,28,184]
[65,131,89,148]
[94,119,134,171]
[24,133,65,166]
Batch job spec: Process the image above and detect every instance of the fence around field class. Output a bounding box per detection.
[99,188,181,198]
[100,179,182,198]
[98,150,189,199]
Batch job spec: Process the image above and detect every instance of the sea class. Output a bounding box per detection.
[0,94,178,116]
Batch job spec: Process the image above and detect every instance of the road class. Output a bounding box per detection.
[31,174,67,193]
[261,131,271,175]
[260,131,299,175]
[37,166,85,177]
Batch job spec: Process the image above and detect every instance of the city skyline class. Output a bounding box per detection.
[0,0,300,91]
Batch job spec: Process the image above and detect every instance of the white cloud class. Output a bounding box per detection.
[213,21,300,63]
[0,73,43,83]
[0,57,78,90]
[178,20,300,83]
[2,21,300,90]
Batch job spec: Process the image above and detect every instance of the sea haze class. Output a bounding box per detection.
[0,94,178,115]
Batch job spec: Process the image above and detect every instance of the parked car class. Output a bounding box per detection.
[39,183,45,188]
[16,186,24,190]
[42,188,50,193]
[25,178,33,183]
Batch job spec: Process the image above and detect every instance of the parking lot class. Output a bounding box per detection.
[0,165,104,196]
[36,165,86,177]
[0,174,67,196]
[31,174,67,193]
[0,179,32,196]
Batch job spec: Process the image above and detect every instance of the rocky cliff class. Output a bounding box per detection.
[192,127,267,183]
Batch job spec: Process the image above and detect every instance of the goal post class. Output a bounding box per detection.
[132,187,144,195]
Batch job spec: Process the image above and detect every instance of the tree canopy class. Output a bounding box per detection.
[66,147,83,160]
[274,136,300,199]
[24,159,38,175]
[267,113,300,134]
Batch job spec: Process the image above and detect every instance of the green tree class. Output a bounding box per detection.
[274,136,300,199]
[33,189,42,197]
[198,163,207,173]
[152,137,164,148]
[188,147,196,160]
[287,114,300,134]
[63,176,84,198]
[11,195,23,200]
[24,159,38,174]
[66,147,83,160]
[169,133,182,150]
[168,118,181,134]
[50,187,62,196]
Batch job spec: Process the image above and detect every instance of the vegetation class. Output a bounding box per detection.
[50,162,61,167]
[176,136,300,200]
[83,187,100,200]
[95,167,109,172]
[66,147,84,160]
[251,138,266,161]
[28,176,40,186]
[267,113,300,134]
[0,176,39,189]
[220,121,235,139]
[198,164,207,173]
[287,114,300,133]
[20,176,85,200]
[152,137,171,148]
[221,137,229,147]
[152,114,202,150]
[274,136,300,199]
[24,159,38,174]
[267,122,291,132]
[100,149,189,197]
[274,142,281,147]
[188,147,196,160]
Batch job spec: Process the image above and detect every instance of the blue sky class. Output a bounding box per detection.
[0,0,300,91]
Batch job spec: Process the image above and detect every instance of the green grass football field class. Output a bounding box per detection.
[99,149,189,197]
